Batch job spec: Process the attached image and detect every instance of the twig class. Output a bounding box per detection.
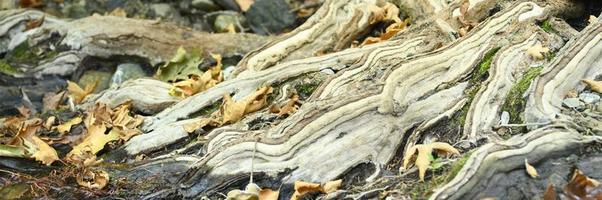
[496,121,551,128]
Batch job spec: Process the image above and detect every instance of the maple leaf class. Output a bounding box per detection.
[2,119,59,165]
[169,54,223,98]
[402,142,460,181]
[526,44,549,60]
[156,47,205,82]
[582,79,602,94]
[56,117,82,134]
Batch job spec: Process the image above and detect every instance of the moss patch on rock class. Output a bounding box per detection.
[501,66,544,124]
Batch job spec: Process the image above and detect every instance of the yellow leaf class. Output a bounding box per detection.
[259,188,279,200]
[291,181,321,200]
[321,179,342,194]
[76,169,109,189]
[30,136,59,166]
[221,86,272,124]
[582,79,602,94]
[236,0,254,12]
[525,159,538,178]
[401,142,460,181]
[362,18,409,45]
[367,2,401,25]
[66,123,119,162]
[67,80,97,104]
[169,54,223,98]
[526,44,549,60]
[56,117,82,134]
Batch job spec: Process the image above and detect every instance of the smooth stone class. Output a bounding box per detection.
[212,0,241,11]
[245,0,296,35]
[151,3,174,18]
[213,14,239,32]
[562,97,584,109]
[191,0,220,12]
[321,68,335,75]
[579,92,600,104]
[78,70,112,93]
[111,63,147,87]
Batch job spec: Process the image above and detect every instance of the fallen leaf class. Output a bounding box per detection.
[30,136,59,166]
[25,15,45,31]
[222,86,273,124]
[56,117,82,134]
[543,184,556,200]
[321,179,342,194]
[582,79,602,94]
[169,54,222,98]
[564,169,601,199]
[259,188,279,200]
[236,0,254,12]
[368,2,401,25]
[67,80,97,104]
[156,47,205,82]
[270,93,301,116]
[76,169,109,189]
[526,44,549,60]
[43,91,66,112]
[362,18,409,45]
[402,142,460,181]
[66,123,118,163]
[3,119,59,165]
[291,181,321,200]
[183,118,219,133]
[524,159,538,178]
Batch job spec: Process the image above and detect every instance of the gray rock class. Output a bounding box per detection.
[321,68,335,75]
[79,70,113,93]
[562,97,584,109]
[213,14,239,32]
[192,0,220,12]
[111,63,147,87]
[579,92,600,104]
[151,3,174,18]
[499,111,510,125]
[212,0,241,11]
[245,0,296,35]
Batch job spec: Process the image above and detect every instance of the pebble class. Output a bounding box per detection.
[579,92,600,104]
[191,0,220,12]
[562,97,584,110]
[244,0,296,35]
[151,3,174,18]
[79,70,112,93]
[213,14,240,32]
[321,68,335,75]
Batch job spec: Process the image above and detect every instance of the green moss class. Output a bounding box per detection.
[0,59,19,75]
[410,152,472,199]
[540,19,555,33]
[453,47,501,126]
[501,66,544,124]
[295,83,318,98]
[9,42,39,62]
[189,100,222,118]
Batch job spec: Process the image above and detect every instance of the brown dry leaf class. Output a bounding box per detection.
[66,123,119,162]
[291,181,322,200]
[183,118,219,133]
[236,0,254,12]
[526,44,549,60]
[582,79,602,94]
[270,93,301,116]
[43,91,66,112]
[402,142,460,181]
[25,15,45,31]
[56,117,82,134]
[30,136,59,166]
[543,184,557,200]
[76,169,109,190]
[169,54,223,98]
[67,80,97,104]
[362,18,409,45]
[321,179,342,194]
[107,7,127,18]
[524,159,538,178]
[367,2,401,25]
[222,86,273,124]
[564,169,601,199]
[259,188,279,200]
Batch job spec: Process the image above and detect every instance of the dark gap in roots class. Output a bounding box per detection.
[563,0,602,31]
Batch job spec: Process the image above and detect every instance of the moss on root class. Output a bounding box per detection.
[409,152,472,199]
[539,19,556,33]
[453,47,501,126]
[501,66,544,124]
[0,59,19,75]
